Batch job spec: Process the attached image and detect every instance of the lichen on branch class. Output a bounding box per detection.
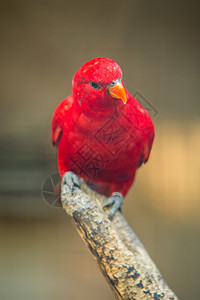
[61,172,178,300]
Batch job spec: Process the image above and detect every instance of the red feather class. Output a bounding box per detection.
[51,57,155,197]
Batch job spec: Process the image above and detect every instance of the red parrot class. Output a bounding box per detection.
[51,57,154,217]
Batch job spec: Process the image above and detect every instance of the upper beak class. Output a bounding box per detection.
[108,81,127,104]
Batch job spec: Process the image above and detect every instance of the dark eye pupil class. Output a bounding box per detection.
[89,82,101,89]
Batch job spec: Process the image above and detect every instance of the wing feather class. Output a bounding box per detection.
[51,96,73,147]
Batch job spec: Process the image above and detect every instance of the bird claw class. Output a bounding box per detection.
[62,171,80,197]
[103,192,123,219]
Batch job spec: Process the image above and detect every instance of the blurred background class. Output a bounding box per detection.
[0,0,200,299]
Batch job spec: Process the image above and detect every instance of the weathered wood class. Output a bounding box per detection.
[61,172,178,300]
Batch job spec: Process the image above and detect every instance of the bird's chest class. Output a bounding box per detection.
[67,113,141,182]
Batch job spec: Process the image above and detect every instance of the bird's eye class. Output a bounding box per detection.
[89,82,101,89]
[109,78,121,87]
[110,80,116,87]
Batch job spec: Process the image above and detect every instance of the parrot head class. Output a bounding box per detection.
[72,57,127,116]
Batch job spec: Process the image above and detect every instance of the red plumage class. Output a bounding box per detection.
[51,57,154,198]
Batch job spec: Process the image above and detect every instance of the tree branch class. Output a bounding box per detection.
[61,172,178,300]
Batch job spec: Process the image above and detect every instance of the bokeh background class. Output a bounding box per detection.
[0,1,200,299]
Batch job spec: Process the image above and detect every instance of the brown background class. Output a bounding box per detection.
[0,1,200,299]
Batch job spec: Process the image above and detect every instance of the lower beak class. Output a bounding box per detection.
[108,82,127,104]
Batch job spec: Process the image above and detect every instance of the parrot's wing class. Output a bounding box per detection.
[127,92,155,168]
[138,131,154,168]
[51,96,73,147]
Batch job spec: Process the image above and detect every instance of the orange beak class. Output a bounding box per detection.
[108,81,127,104]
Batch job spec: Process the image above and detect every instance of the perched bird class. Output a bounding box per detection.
[51,57,155,217]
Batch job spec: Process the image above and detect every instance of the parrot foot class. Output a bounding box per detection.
[103,192,123,219]
[62,171,80,196]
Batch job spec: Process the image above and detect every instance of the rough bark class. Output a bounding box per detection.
[61,172,178,300]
